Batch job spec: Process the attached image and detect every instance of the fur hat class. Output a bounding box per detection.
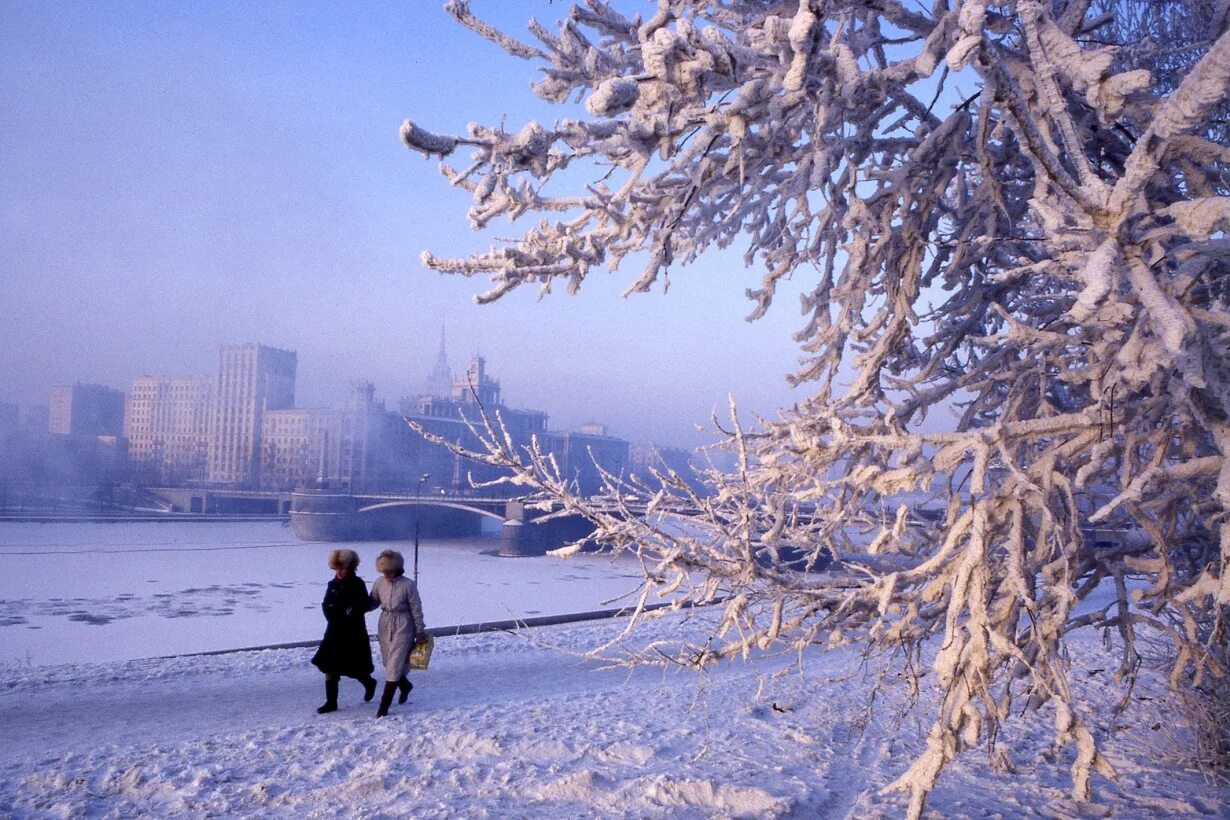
[328,549,360,572]
[375,549,405,576]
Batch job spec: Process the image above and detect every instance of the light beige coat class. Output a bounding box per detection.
[369,575,426,680]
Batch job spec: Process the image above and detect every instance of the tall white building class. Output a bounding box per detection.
[124,375,212,483]
[207,344,296,486]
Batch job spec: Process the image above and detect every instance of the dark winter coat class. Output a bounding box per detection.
[310,573,375,679]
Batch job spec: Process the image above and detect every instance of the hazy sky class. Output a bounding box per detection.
[1,1,809,448]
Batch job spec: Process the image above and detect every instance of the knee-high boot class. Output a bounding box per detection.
[317,677,339,714]
[360,675,378,703]
[375,681,398,717]
[397,675,413,704]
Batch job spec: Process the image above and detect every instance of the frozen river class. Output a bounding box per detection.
[0,521,644,667]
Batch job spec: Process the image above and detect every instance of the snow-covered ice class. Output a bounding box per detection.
[0,522,643,666]
[0,523,1225,817]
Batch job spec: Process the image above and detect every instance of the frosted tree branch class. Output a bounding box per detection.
[402,1,1230,816]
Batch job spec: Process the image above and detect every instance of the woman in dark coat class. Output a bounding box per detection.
[311,548,377,713]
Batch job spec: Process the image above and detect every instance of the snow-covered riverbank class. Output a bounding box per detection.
[0,522,1223,816]
[0,609,1223,818]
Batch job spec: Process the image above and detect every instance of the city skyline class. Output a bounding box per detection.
[5,338,681,499]
[1,1,809,449]
[27,330,661,446]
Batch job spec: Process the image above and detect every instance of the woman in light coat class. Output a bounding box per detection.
[368,549,427,717]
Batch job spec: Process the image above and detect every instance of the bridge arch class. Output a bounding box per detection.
[355,499,507,522]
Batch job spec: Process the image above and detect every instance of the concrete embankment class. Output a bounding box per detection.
[167,599,712,659]
[0,512,288,524]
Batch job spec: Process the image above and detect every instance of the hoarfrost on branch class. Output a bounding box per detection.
[406,1,1230,815]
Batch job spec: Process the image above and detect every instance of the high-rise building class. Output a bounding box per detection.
[17,404,49,434]
[207,344,297,486]
[48,383,124,437]
[124,375,212,483]
[259,381,386,491]
[259,408,341,491]
[339,381,386,491]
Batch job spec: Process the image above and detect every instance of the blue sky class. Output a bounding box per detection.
[1,1,807,447]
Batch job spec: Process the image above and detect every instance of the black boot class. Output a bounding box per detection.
[317,678,339,714]
[375,682,398,717]
[397,675,413,704]
[361,675,377,703]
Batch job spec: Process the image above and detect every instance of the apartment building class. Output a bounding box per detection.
[124,375,212,483]
[207,344,296,486]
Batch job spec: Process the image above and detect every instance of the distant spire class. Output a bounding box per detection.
[424,324,452,398]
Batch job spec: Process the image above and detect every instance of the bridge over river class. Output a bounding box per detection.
[135,485,1141,565]
[288,489,603,557]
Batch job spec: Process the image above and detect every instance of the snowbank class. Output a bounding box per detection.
[0,611,1222,818]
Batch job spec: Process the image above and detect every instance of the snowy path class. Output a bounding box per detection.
[2,669,289,761]
[1,616,1224,818]
[0,638,739,765]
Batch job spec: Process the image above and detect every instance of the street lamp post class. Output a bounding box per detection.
[413,473,429,583]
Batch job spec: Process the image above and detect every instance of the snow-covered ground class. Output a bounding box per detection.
[1,612,1224,818]
[0,523,1225,817]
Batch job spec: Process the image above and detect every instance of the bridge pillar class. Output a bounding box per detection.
[499,511,598,556]
[289,490,360,541]
[500,519,532,557]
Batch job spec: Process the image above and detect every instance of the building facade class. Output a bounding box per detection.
[450,354,501,406]
[207,344,297,487]
[259,382,385,491]
[393,353,631,497]
[260,408,342,491]
[393,354,554,494]
[540,429,631,496]
[629,443,701,492]
[124,376,213,484]
[48,383,125,437]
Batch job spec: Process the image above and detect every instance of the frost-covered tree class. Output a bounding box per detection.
[1092,0,1230,143]
[402,1,1230,815]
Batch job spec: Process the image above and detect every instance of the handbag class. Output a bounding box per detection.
[408,634,434,671]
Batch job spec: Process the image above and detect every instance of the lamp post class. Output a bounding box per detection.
[413,473,429,583]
